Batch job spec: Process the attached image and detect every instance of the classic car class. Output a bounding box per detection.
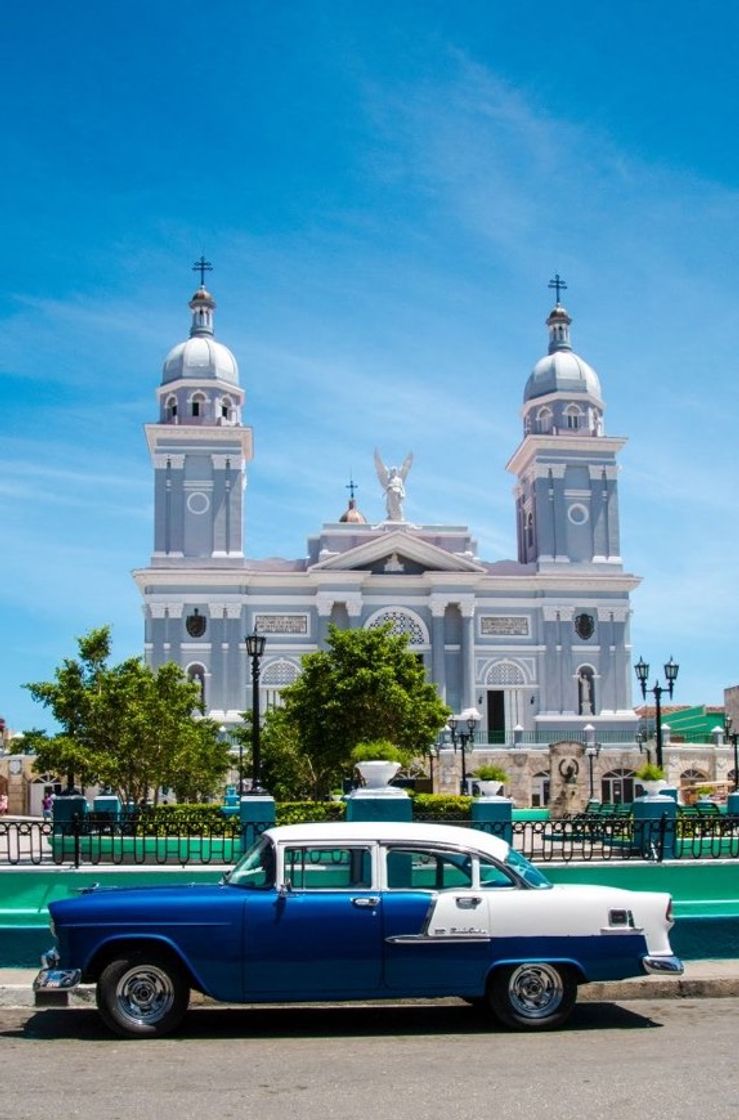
[34,820,683,1037]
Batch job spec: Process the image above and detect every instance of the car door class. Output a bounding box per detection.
[242,842,383,997]
[381,844,493,994]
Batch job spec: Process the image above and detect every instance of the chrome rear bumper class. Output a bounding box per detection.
[642,954,684,976]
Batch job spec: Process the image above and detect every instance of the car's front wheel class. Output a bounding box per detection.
[96,952,190,1038]
[487,962,576,1030]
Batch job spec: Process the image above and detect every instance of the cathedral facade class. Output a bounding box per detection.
[133,277,640,754]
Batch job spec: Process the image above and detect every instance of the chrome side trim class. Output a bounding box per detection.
[386,934,491,944]
[33,967,82,992]
[642,954,684,975]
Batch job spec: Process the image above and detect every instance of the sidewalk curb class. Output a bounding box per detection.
[2,975,739,1010]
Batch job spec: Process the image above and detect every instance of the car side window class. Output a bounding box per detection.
[478,856,516,888]
[283,846,373,890]
[386,847,473,890]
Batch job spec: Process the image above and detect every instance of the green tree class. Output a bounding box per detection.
[281,623,450,798]
[25,628,230,804]
[230,708,315,800]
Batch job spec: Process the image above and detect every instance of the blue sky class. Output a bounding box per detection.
[3,1,739,732]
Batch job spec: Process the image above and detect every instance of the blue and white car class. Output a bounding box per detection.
[34,821,683,1037]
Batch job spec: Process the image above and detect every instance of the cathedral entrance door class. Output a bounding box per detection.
[486,691,505,744]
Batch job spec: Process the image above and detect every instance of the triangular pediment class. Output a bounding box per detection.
[309,530,485,574]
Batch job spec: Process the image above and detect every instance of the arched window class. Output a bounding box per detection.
[537,407,553,434]
[365,608,428,646]
[526,511,534,548]
[187,663,206,706]
[220,395,233,421]
[564,405,582,430]
[165,395,178,422]
[531,770,550,808]
[260,658,300,710]
[601,768,635,805]
[191,392,206,419]
[576,666,595,715]
[485,661,526,686]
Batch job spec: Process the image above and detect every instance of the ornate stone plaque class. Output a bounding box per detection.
[480,616,529,637]
[254,614,308,635]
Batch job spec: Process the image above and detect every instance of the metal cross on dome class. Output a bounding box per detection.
[346,476,359,500]
[548,273,567,304]
[193,256,213,286]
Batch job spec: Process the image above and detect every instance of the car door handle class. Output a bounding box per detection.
[456,896,483,909]
[352,896,380,908]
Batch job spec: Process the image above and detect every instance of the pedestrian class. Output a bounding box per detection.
[0,792,8,815]
[42,791,53,820]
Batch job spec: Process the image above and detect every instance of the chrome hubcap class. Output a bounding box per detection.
[116,965,175,1025]
[508,964,563,1019]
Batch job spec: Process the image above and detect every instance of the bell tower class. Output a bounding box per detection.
[145,261,253,563]
[506,278,625,570]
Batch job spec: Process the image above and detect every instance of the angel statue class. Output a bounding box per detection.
[374,449,414,521]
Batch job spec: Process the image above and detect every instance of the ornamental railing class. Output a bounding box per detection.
[1,812,738,868]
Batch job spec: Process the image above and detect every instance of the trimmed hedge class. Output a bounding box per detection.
[276,801,346,825]
[411,793,472,821]
[136,796,473,830]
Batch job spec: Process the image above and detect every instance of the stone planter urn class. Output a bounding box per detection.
[476,780,504,798]
[639,779,668,798]
[355,760,402,790]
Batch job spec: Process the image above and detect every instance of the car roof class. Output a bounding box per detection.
[264,820,510,860]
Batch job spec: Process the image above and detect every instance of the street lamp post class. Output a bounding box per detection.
[725,715,739,793]
[447,708,481,794]
[634,655,679,771]
[585,744,601,800]
[245,627,267,794]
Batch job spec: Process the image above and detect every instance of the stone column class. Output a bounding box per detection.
[430,598,448,702]
[315,594,334,648]
[345,597,363,629]
[459,599,476,711]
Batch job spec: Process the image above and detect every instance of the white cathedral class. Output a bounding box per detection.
[133,271,640,762]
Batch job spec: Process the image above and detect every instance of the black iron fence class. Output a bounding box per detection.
[2,812,739,868]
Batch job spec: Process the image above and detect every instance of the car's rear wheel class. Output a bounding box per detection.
[487,962,576,1030]
[96,952,190,1038]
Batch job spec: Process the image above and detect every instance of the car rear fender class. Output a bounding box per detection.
[81,934,206,992]
[485,957,586,989]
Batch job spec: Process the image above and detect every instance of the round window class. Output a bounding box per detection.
[567,503,589,525]
[187,491,210,515]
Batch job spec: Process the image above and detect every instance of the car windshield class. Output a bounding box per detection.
[505,848,552,889]
[227,836,276,889]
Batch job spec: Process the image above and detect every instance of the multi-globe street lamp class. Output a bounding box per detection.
[447,708,481,794]
[245,627,267,794]
[725,715,739,793]
[634,656,679,771]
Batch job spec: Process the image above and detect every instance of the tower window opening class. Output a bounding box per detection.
[191,392,206,419]
[565,406,582,430]
[165,396,177,422]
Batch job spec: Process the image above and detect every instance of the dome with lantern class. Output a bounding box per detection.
[161,284,240,386]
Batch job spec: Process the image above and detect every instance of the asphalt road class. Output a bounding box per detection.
[2,998,738,1120]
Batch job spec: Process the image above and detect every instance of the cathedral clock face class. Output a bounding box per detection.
[186,612,207,638]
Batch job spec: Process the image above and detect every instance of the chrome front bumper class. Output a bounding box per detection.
[642,954,684,976]
[33,948,81,993]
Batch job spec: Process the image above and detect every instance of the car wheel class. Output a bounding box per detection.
[96,952,190,1038]
[488,963,576,1030]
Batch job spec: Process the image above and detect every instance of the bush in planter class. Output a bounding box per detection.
[472,764,509,784]
[350,740,409,765]
[634,762,666,782]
